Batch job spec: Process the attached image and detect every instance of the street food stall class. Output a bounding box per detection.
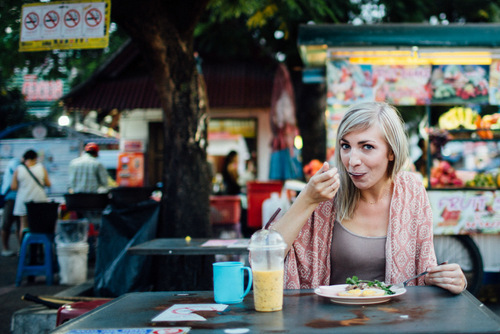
[298,23,500,294]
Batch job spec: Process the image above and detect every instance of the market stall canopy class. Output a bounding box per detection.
[298,24,500,83]
[62,39,276,114]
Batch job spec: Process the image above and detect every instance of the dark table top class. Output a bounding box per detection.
[127,238,250,255]
[51,287,500,333]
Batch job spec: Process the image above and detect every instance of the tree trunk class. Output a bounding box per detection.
[112,0,213,290]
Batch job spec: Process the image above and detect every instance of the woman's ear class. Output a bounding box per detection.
[388,151,395,161]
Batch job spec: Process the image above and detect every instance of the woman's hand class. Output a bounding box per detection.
[424,262,467,294]
[272,161,339,255]
[301,162,340,205]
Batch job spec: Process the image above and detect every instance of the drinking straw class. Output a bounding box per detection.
[263,208,281,270]
[264,208,281,230]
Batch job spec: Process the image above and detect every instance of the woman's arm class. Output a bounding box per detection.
[10,169,18,191]
[43,167,51,187]
[272,162,339,255]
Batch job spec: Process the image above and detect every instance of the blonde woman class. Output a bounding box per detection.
[272,101,466,294]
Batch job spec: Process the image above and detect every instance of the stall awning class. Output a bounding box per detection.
[63,40,276,112]
[298,24,500,82]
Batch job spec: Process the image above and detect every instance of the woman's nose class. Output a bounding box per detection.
[348,150,361,166]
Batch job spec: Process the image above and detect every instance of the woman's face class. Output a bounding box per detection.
[339,123,394,190]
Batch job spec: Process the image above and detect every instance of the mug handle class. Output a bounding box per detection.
[241,266,253,298]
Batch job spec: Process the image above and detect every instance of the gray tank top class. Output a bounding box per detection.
[330,220,386,285]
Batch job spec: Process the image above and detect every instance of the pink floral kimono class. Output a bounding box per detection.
[283,171,437,289]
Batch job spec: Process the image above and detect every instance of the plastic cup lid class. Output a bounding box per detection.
[248,229,287,251]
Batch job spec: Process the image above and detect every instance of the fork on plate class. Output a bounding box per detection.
[391,262,447,290]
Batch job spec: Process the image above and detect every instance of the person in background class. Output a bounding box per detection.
[11,150,51,241]
[69,142,109,194]
[222,150,241,195]
[272,101,466,295]
[1,158,21,256]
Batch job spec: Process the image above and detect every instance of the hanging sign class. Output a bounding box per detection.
[19,0,110,52]
[429,190,500,235]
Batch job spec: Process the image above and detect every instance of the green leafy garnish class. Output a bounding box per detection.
[345,276,395,295]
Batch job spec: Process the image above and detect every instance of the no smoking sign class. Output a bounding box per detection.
[64,9,80,28]
[43,10,60,29]
[85,8,102,27]
[24,12,39,30]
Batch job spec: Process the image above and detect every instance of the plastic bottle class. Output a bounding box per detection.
[262,192,282,228]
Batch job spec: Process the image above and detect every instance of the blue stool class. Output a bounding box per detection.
[16,232,55,286]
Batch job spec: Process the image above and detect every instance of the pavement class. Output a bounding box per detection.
[0,234,96,334]
[0,234,499,333]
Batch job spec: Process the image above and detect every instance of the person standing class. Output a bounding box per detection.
[68,142,109,194]
[11,150,51,240]
[222,150,241,195]
[1,158,21,256]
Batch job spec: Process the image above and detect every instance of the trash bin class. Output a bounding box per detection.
[56,220,90,285]
[246,181,283,229]
[26,201,60,233]
[56,239,89,285]
[56,220,89,243]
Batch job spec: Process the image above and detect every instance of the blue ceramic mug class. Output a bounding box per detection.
[213,261,253,304]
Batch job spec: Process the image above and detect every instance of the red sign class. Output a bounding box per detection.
[22,76,64,101]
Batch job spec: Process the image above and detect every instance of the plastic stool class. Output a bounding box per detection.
[16,232,55,286]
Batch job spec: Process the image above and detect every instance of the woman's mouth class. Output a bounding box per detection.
[348,171,365,179]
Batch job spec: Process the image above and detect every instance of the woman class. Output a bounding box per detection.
[272,101,466,294]
[11,149,51,240]
[222,150,241,195]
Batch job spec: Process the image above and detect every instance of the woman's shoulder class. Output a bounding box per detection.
[395,171,423,184]
[395,171,427,195]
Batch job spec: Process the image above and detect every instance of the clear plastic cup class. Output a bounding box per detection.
[248,229,287,312]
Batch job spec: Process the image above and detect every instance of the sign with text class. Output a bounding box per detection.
[429,190,500,235]
[373,65,432,105]
[22,75,64,101]
[19,0,110,52]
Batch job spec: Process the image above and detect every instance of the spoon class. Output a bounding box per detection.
[391,261,447,290]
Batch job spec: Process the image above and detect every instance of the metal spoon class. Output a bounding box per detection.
[391,262,447,290]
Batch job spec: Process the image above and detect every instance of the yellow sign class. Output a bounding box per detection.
[19,0,111,52]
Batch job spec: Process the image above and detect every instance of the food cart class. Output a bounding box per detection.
[298,23,500,295]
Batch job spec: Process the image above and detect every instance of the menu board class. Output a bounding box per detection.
[373,65,432,105]
[326,59,500,106]
[326,60,373,105]
[489,60,500,104]
[430,64,489,104]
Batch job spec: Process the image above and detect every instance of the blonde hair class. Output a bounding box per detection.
[333,102,409,220]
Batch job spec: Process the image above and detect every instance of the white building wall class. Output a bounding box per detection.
[119,108,272,181]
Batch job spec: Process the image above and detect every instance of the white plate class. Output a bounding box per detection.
[314,284,406,305]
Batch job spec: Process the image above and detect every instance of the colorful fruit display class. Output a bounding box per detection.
[438,107,478,130]
[465,172,497,188]
[437,106,500,139]
[430,160,464,188]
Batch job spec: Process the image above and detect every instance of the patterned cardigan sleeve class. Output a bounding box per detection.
[284,171,437,289]
[386,172,437,285]
[284,199,335,289]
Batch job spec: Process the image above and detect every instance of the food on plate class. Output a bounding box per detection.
[341,276,395,296]
[337,289,362,297]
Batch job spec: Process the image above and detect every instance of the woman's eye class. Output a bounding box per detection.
[340,143,350,150]
[363,144,374,150]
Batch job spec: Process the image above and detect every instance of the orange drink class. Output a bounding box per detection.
[252,269,284,312]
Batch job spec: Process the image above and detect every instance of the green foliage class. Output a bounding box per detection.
[0,86,28,133]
